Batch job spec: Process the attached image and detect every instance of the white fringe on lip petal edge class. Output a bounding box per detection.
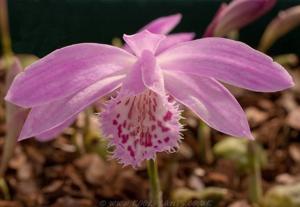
[99,90,183,167]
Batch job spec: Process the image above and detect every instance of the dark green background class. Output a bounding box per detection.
[7,0,300,57]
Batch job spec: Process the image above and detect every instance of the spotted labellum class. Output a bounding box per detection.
[5,22,293,167]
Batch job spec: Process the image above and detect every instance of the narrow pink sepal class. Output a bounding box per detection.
[156,32,195,54]
[5,43,135,108]
[164,71,254,139]
[140,13,182,34]
[158,37,294,92]
[18,75,124,140]
[35,116,77,142]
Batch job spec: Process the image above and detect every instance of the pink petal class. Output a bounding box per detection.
[214,0,276,36]
[100,90,182,167]
[156,32,195,54]
[164,71,253,139]
[140,13,182,34]
[35,116,77,142]
[123,30,165,57]
[18,75,124,140]
[121,50,165,96]
[119,55,146,96]
[5,43,135,108]
[158,38,294,92]
[141,50,165,95]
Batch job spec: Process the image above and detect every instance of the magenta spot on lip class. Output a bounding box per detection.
[127,97,136,119]
[125,98,130,105]
[130,131,136,136]
[151,125,156,131]
[163,111,173,121]
[162,127,170,132]
[122,134,129,144]
[153,97,157,106]
[168,96,174,102]
[100,87,183,167]
[148,111,156,121]
[127,146,135,157]
[145,132,153,147]
[157,121,170,132]
[134,140,138,147]
[118,125,122,137]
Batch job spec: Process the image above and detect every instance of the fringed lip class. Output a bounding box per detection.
[100,89,182,167]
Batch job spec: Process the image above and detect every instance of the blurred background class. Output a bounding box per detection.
[8,0,300,56]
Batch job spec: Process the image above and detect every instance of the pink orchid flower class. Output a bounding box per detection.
[204,0,276,37]
[48,13,194,141]
[16,13,194,142]
[5,30,293,166]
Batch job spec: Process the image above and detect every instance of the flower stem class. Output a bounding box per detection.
[248,141,262,204]
[198,121,213,164]
[0,0,13,68]
[83,107,93,145]
[0,0,16,195]
[147,159,163,207]
[0,177,10,200]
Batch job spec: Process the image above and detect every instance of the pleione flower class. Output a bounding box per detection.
[29,13,193,142]
[5,30,294,166]
[204,0,276,37]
